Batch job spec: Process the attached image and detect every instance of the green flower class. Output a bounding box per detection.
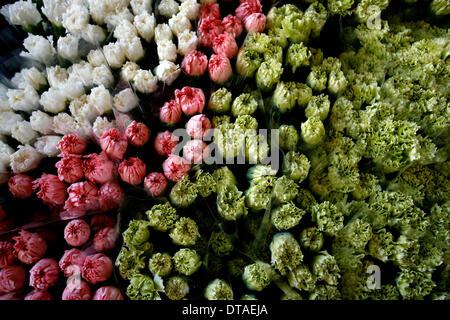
[234,115,258,133]
[309,284,341,300]
[173,248,202,276]
[307,66,328,92]
[148,252,173,277]
[236,48,262,78]
[169,217,200,246]
[301,116,325,145]
[217,185,247,221]
[204,279,234,300]
[194,170,216,197]
[311,251,341,286]
[271,202,305,230]
[270,232,303,276]
[170,176,198,208]
[115,246,147,280]
[146,202,179,232]
[245,176,276,211]
[273,82,299,113]
[311,201,344,236]
[127,274,159,300]
[208,88,232,114]
[123,220,151,249]
[246,165,278,185]
[297,83,313,107]
[210,230,234,256]
[256,60,283,92]
[283,151,311,182]
[273,176,299,204]
[396,270,435,299]
[212,166,237,191]
[328,69,347,95]
[288,264,317,291]
[279,124,299,151]
[165,276,189,300]
[215,124,246,160]
[281,12,312,43]
[286,43,311,72]
[242,261,274,291]
[299,227,324,252]
[245,133,270,165]
[231,93,258,117]
[295,189,317,212]
[212,115,231,129]
[305,94,331,121]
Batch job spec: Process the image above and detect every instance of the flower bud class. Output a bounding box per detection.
[256,60,283,92]
[205,279,233,300]
[236,48,261,78]
[65,181,99,214]
[0,265,26,293]
[83,153,114,184]
[173,248,202,275]
[154,131,179,156]
[148,253,173,277]
[165,276,189,300]
[235,0,262,21]
[146,202,179,232]
[271,202,305,231]
[213,33,238,59]
[242,262,273,291]
[197,17,224,48]
[169,217,200,246]
[182,50,208,76]
[29,258,59,290]
[273,81,298,113]
[286,43,311,72]
[160,100,183,125]
[59,248,86,278]
[163,155,191,182]
[175,87,206,116]
[301,116,325,145]
[0,241,15,268]
[209,54,232,83]
[13,230,47,265]
[82,253,113,284]
[244,13,266,33]
[126,121,150,147]
[64,219,91,247]
[57,134,86,155]
[33,173,67,206]
[170,176,198,207]
[222,15,243,38]
[144,172,168,197]
[270,232,303,276]
[231,93,258,117]
[99,182,124,211]
[56,156,84,183]
[8,174,33,199]
[93,286,124,300]
[100,128,128,160]
[62,278,91,300]
[200,3,221,20]
[208,87,232,114]
[119,157,146,185]
[186,114,212,139]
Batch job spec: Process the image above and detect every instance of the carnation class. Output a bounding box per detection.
[213,33,238,59]
[67,61,93,87]
[106,9,134,33]
[10,144,42,173]
[40,87,67,114]
[100,128,128,161]
[33,173,67,206]
[160,100,182,125]
[41,0,67,27]
[155,60,181,86]
[125,121,150,147]
[11,120,38,145]
[62,278,91,300]
[57,34,80,62]
[197,17,224,48]
[222,15,243,38]
[176,87,206,116]
[93,65,114,88]
[181,50,208,76]
[30,110,54,135]
[134,12,156,42]
[118,157,146,185]
[186,114,212,138]
[20,34,55,64]
[201,3,221,20]
[98,182,124,211]
[93,286,124,300]
[82,253,113,284]
[62,3,89,34]
[8,174,33,199]
[93,227,118,252]
[0,241,16,268]
[235,0,262,21]
[157,40,178,62]
[24,289,54,300]
[59,248,86,278]
[90,214,116,233]
[53,113,92,140]
[163,155,191,182]
[208,54,232,83]
[180,0,200,20]
[0,111,23,135]
[119,36,145,62]
[103,42,125,69]
[244,13,266,33]
[0,265,26,293]
[34,135,61,157]
[13,230,47,265]
[154,130,179,156]
[121,61,140,82]
[7,86,40,112]
[177,30,199,56]
[81,24,106,45]
[0,0,42,29]
[114,88,139,113]
[133,70,158,94]
[144,172,168,197]
[20,67,47,90]
[158,0,180,18]
[155,23,173,43]
[87,49,107,67]
[65,181,99,214]
[83,153,115,184]
[169,13,192,36]
[183,140,210,164]
[29,258,60,290]
[114,19,138,41]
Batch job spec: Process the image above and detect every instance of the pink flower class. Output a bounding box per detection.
[64,219,91,247]
[13,230,47,265]
[90,214,116,233]
[24,289,54,300]
[244,13,266,33]
[0,241,16,268]
[208,54,232,83]
[118,157,146,185]
[65,181,99,213]
[93,286,124,300]
[57,134,87,155]
[198,17,224,48]
[99,182,124,211]
[175,87,206,116]
[125,121,150,147]
[0,205,5,221]
[83,153,114,184]
[144,172,168,197]
[82,253,113,284]
[33,173,67,206]
[93,227,117,252]
[100,128,128,161]
[0,265,25,293]
[200,3,221,20]
[62,278,91,300]
[182,50,208,76]
[213,33,239,58]
[154,131,179,157]
[235,0,262,21]
[56,157,84,183]
[186,114,212,139]
[59,249,87,277]
[8,174,33,199]
[163,155,191,182]
[222,14,243,38]
[29,258,60,290]
[183,140,210,164]
[160,100,182,125]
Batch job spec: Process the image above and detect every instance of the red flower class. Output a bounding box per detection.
[213,33,239,59]
[59,248,87,277]
[160,100,182,125]
[13,230,47,264]
[200,3,221,20]
[244,13,266,33]
[99,182,124,211]
[93,227,118,252]
[222,14,243,38]
[64,219,91,247]
[144,172,168,197]
[8,174,33,199]
[183,140,210,164]
[0,241,16,268]
[82,253,113,284]
[83,153,115,184]
[175,87,206,116]
[100,128,128,161]
[154,131,179,157]
[24,289,54,300]
[208,54,232,83]
[198,17,224,48]
[33,173,67,206]
[56,157,84,183]
[125,121,150,147]
[93,286,124,300]
[118,157,146,185]
[182,50,208,76]
[163,155,191,182]
[235,0,262,21]
[29,258,60,290]
[186,114,212,139]
[62,278,91,300]
[57,134,87,155]
[64,181,99,214]
[0,265,26,293]
[90,214,116,233]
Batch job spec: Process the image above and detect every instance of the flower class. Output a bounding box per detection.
[181,50,208,76]
[29,110,54,135]
[208,54,232,83]
[13,230,47,264]
[200,3,221,20]
[146,202,179,232]
[118,157,146,185]
[0,241,16,268]
[222,15,243,38]
[90,214,116,233]
[144,172,168,197]
[98,182,124,211]
[208,87,233,114]
[177,30,199,56]
[82,253,113,284]
[155,60,181,85]
[186,114,212,139]
[56,157,84,183]
[160,100,183,125]
[175,87,206,116]
[62,278,91,300]
[93,65,114,88]
[198,17,224,48]
[132,69,159,94]
[148,253,173,277]
[57,34,80,62]
[29,258,59,290]
[157,40,178,62]
[65,181,99,214]
[103,42,125,69]
[120,61,139,81]
[24,289,53,300]
[134,12,156,42]
[64,219,91,247]
[213,34,238,59]
[93,286,124,300]
[0,0,42,29]
[62,3,89,34]
[180,0,200,20]
[169,177,198,207]
[183,140,210,163]
[57,134,87,156]
[163,155,191,182]
[169,217,200,246]
[125,121,150,147]
[34,136,62,157]
[83,153,114,185]
[0,265,26,293]
[173,248,202,275]
[154,23,173,43]
[93,227,118,252]
[204,279,234,300]
[235,0,262,21]
[20,34,55,64]
[11,121,38,145]
[231,93,258,117]
[89,85,113,115]
[244,13,266,33]
[0,111,23,136]
[100,128,128,161]
[169,13,192,36]
[33,173,67,206]
[8,174,33,199]
[7,86,40,112]
[59,248,86,277]
[158,0,180,18]
[114,88,139,113]
[154,131,179,156]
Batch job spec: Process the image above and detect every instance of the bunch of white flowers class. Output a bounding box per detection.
[0,0,42,30]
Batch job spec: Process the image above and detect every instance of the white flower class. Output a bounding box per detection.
[59,77,85,101]
[53,113,92,139]
[131,0,152,15]
[169,13,192,36]
[62,3,89,34]
[34,135,62,157]
[89,85,113,115]
[158,0,179,18]
[103,42,125,69]
[114,20,138,42]
[105,8,134,32]
[0,111,23,135]
[93,65,114,88]
[81,24,106,45]
[10,144,42,173]
[134,12,156,42]
[0,140,14,170]
[11,71,26,89]
[155,60,181,86]
[86,0,107,25]
[7,86,40,112]
[180,0,200,21]
[69,94,98,123]
[0,0,42,29]
[57,34,80,62]
[40,87,67,114]
[46,65,68,88]
[42,0,68,27]
[30,110,54,135]
[157,40,177,62]
[177,30,198,56]
[133,69,158,94]
[21,67,47,90]
[113,88,138,113]
[92,116,117,139]
[155,23,173,43]
[121,61,140,82]
[68,61,94,87]
[0,84,11,112]
[119,37,145,62]
[87,49,107,67]
[20,34,56,65]
[11,121,38,145]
